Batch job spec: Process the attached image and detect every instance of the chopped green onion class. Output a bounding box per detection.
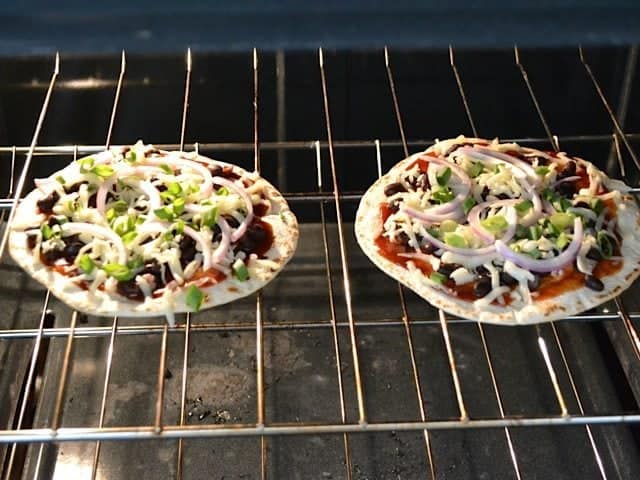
[127,257,144,271]
[436,167,452,187]
[160,191,175,202]
[431,187,454,204]
[159,163,172,174]
[556,232,570,249]
[168,182,182,196]
[429,272,447,285]
[556,198,572,212]
[528,225,542,240]
[41,224,53,240]
[125,150,137,163]
[186,285,205,311]
[542,188,558,202]
[90,165,115,178]
[440,219,458,233]
[174,219,185,235]
[527,248,542,259]
[592,199,605,215]
[154,207,174,221]
[121,231,138,244]
[549,212,574,230]
[515,199,533,214]
[77,156,95,173]
[216,186,229,196]
[597,231,613,258]
[462,197,476,215]
[467,162,484,178]
[444,232,467,248]
[232,259,249,281]
[102,263,135,281]
[201,207,219,229]
[480,215,508,233]
[515,224,528,239]
[55,175,66,184]
[77,254,95,274]
[427,227,440,238]
[113,200,128,214]
[106,208,117,222]
[172,197,185,215]
[535,166,550,176]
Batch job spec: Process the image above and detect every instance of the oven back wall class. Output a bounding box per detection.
[0,47,634,211]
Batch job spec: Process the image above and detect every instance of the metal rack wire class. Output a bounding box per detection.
[0,46,639,479]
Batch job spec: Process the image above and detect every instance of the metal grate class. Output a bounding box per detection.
[0,47,640,479]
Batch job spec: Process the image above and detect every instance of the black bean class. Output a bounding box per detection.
[40,248,64,265]
[420,242,436,254]
[474,277,493,298]
[179,235,197,268]
[156,184,168,193]
[574,201,590,209]
[496,193,511,200]
[62,235,85,262]
[558,160,577,179]
[141,261,164,289]
[528,274,541,292]
[393,231,410,246]
[64,183,81,194]
[585,275,604,292]
[556,181,576,197]
[476,265,490,276]
[410,174,429,191]
[500,272,518,287]
[36,191,60,214]
[437,263,461,277]
[48,216,63,227]
[26,234,37,250]
[208,164,223,177]
[223,214,240,229]
[480,186,490,201]
[237,222,269,253]
[116,279,144,301]
[586,248,602,261]
[384,182,407,196]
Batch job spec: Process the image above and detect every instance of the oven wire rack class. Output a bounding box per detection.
[0,46,639,480]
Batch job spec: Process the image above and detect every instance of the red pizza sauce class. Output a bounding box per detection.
[376,204,622,305]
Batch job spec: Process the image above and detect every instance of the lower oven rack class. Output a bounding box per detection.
[0,47,639,479]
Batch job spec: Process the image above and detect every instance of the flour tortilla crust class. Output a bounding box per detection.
[9,150,299,318]
[355,141,640,325]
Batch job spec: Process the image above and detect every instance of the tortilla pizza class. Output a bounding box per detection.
[9,141,298,325]
[356,136,640,325]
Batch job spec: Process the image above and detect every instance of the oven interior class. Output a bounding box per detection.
[0,46,639,479]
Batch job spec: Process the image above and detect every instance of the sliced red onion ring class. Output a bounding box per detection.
[495,218,583,273]
[138,180,162,217]
[459,146,538,183]
[552,175,581,188]
[143,155,213,198]
[183,225,213,271]
[211,216,232,264]
[60,222,127,264]
[212,176,254,242]
[401,205,462,223]
[96,180,115,214]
